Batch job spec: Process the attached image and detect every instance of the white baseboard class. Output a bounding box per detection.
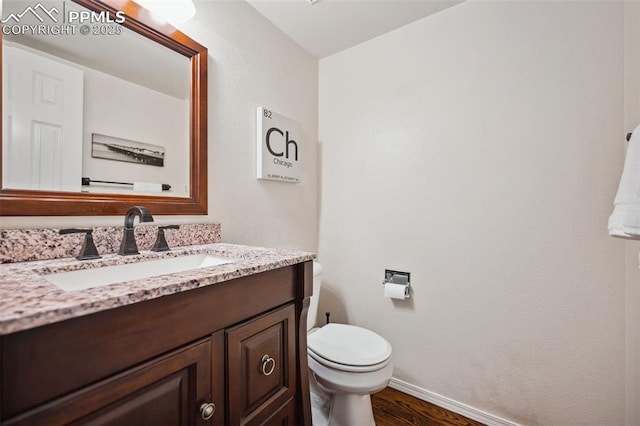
[388,377,520,426]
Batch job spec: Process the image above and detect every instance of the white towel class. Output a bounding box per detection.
[609,125,640,237]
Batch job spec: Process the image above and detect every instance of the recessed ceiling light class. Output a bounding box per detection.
[135,0,196,25]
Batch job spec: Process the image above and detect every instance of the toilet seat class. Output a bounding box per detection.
[307,323,392,373]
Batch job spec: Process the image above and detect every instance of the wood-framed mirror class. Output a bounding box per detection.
[0,0,207,216]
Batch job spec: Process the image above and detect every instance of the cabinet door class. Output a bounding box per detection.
[263,399,295,426]
[5,339,214,426]
[227,304,296,426]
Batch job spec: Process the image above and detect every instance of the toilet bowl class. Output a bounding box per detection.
[308,263,393,426]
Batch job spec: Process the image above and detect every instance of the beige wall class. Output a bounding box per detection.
[318,1,625,424]
[1,0,320,253]
[625,2,640,425]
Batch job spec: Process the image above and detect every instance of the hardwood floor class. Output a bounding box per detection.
[371,387,486,426]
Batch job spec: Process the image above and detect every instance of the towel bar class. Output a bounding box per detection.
[81,177,171,191]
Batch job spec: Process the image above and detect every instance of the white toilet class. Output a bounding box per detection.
[307,262,393,426]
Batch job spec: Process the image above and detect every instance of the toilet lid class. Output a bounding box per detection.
[307,323,392,371]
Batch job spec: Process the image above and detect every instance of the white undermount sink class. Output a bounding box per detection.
[41,254,236,292]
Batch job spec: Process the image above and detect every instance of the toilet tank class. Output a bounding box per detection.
[307,262,322,331]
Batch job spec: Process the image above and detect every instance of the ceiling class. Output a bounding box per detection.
[246,0,464,58]
[3,0,190,99]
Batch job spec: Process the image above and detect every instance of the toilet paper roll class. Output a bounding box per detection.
[384,282,408,300]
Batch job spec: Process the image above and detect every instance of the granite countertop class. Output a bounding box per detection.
[0,243,315,335]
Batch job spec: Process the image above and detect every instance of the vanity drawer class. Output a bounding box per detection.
[227,304,296,426]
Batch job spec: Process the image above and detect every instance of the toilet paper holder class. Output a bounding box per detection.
[382,269,411,298]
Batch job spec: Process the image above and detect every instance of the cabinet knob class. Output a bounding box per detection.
[260,354,276,376]
[200,402,216,420]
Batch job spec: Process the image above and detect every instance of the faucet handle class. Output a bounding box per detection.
[151,225,180,252]
[59,229,101,261]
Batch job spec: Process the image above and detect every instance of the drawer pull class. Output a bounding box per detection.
[200,402,216,420]
[261,354,276,376]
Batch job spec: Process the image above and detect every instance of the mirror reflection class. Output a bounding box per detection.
[2,0,191,197]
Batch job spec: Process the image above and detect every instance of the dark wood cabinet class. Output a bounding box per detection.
[0,262,313,426]
[262,400,295,426]
[227,305,296,425]
[4,338,214,426]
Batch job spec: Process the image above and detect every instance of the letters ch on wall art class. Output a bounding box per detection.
[256,106,301,183]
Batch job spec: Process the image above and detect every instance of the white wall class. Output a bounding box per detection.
[624,2,640,425]
[182,0,319,251]
[1,0,319,253]
[83,69,190,197]
[318,2,626,424]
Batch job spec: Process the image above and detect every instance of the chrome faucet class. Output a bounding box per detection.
[119,206,154,256]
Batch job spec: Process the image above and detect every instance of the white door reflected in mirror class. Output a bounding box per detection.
[2,45,83,192]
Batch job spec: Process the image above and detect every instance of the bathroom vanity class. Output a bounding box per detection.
[0,243,314,425]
